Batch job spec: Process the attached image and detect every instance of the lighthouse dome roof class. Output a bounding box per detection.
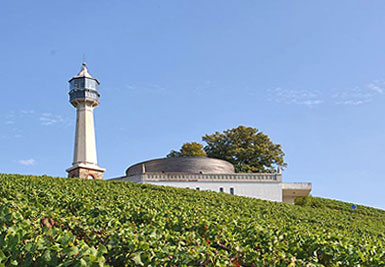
[70,62,99,82]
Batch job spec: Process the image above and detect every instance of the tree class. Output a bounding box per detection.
[167,142,207,158]
[202,126,287,173]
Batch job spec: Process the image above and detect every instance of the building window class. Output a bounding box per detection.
[230,188,234,195]
[196,187,200,191]
[219,187,224,193]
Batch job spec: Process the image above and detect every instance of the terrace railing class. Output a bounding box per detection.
[140,172,282,182]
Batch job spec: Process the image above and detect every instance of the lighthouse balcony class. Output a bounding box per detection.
[69,89,100,104]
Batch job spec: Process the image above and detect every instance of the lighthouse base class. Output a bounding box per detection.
[66,164,105,180]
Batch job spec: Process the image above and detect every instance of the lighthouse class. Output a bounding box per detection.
[66,62,105,179]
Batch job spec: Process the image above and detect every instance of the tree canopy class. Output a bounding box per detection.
[167,126,287,173]
[203,126,286,173]
[167,142,207,158]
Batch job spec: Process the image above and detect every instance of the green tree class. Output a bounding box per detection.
[167,142,207,158]
[202,126,287,173]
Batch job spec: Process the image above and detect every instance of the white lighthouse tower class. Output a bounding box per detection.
[66,62,105,179]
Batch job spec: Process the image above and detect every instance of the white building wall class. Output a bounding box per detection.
[140,181,283,202]
[115,174,311,203]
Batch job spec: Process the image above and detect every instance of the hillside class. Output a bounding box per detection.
[0,174,384,266]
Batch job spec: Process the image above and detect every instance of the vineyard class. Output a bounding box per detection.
[0,174,384,266]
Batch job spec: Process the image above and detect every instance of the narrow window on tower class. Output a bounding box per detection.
[219,187,224,193]
[230,188,234,195]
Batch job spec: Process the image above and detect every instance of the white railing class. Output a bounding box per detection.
[141,172,282,182]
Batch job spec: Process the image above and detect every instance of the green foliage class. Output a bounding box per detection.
[203,126,287,173]
[1,173,385,266]
[167,142,207,158]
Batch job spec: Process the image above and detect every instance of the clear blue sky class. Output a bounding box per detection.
[1,1,385,209]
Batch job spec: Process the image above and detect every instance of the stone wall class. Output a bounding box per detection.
[68,167,104,180]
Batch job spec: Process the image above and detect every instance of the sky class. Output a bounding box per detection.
[1,1,385,209]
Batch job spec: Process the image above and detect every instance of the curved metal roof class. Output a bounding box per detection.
[126,157,235,176]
